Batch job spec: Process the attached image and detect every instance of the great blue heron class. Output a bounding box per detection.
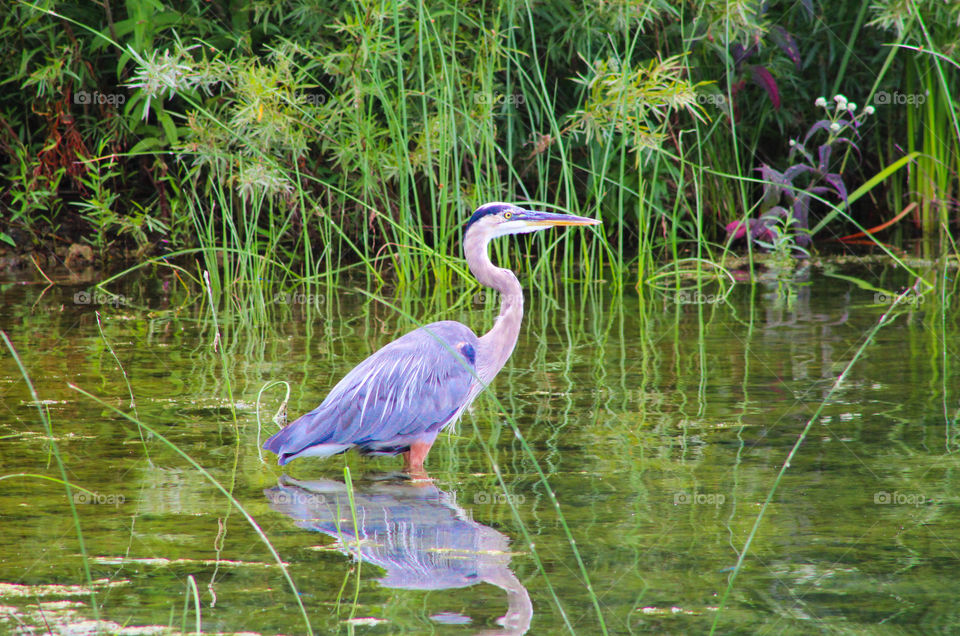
[263,202,600,472]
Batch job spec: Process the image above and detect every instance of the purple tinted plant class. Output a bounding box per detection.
[721,21,803,119]
[727,94,875,249]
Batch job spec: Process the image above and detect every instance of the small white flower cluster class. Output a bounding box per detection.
[815,94,875,116]
[800,93,874,141]
[788,93,874,150]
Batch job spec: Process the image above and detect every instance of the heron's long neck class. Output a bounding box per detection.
[465,232,524,384]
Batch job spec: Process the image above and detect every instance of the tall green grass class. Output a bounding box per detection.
[870,1,960,242]
[5,0,957,294]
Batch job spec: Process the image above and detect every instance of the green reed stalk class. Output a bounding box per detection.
[95,310,151,463]
[2,332,100,621]
[69,384,313,634]
[709,282,927,634]
[342,466,364,626]
[255,380,291,463]
[181,574,202,635]
[202,270,238,428]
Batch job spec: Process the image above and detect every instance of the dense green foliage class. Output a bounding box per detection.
[2,4,959,633]
[1,0,957,283]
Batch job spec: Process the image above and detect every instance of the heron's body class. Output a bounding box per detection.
[264,321,480,464]
[263,203,599,472]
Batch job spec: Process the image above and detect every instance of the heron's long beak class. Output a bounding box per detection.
[516,211,602,227]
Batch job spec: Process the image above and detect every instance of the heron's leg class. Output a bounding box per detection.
[402,441,433,476]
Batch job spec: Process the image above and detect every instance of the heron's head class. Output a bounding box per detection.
[464,202,601,241]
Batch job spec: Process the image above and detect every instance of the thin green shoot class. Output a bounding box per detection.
[181,574,202,635]
[256,380,291,464]
[708,281,928,634]
[1,331,99,623]
[68,383,314,635]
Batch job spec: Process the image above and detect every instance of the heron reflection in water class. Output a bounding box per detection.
[265,475,532,635]
[263,203,600,474]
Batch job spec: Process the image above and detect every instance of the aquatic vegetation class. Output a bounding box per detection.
[3,268,959,632]
[0,0,955,280]
[727,94,874,251]
[0,5,958,630]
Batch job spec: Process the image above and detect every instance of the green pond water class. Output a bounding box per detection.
[1,262,958,635]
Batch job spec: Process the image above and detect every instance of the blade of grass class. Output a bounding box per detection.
[1,331,99,622]
[182,574,201,635]
[810,152,920,234]
[68,383,314,635]
[708,282,926,634]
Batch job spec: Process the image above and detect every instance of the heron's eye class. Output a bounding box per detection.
[503,211,512,220]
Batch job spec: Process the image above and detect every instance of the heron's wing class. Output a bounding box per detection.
[264,321,478,460]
